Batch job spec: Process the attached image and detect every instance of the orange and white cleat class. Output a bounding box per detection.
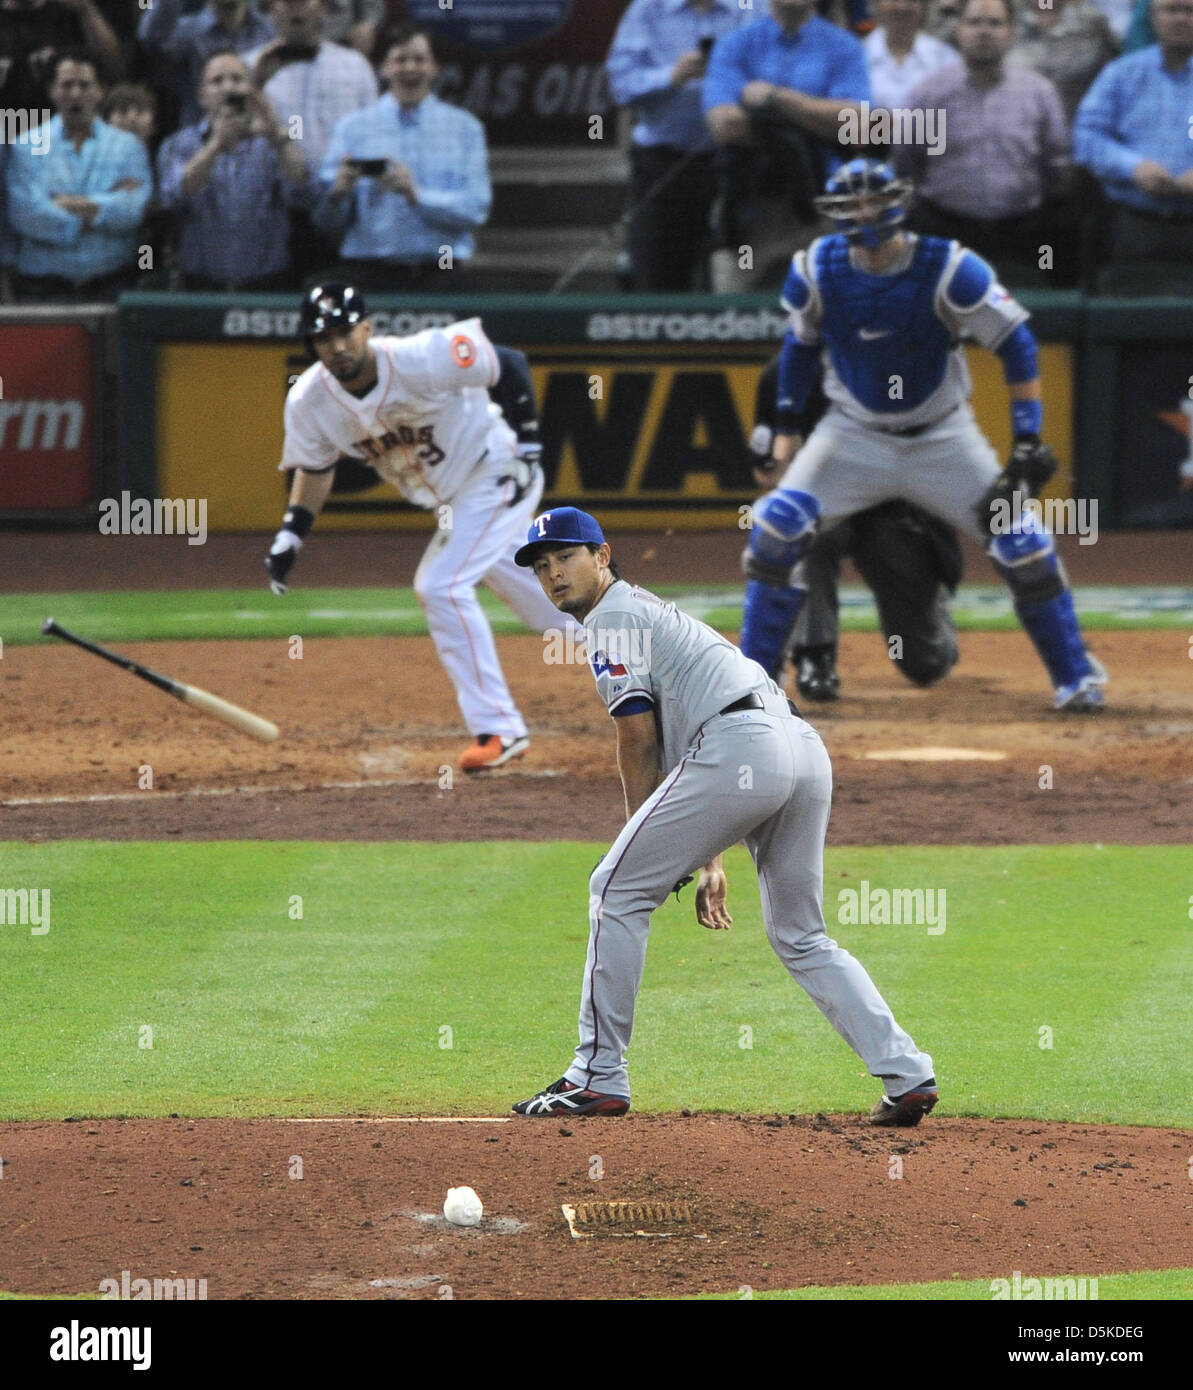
[458,734,529,772]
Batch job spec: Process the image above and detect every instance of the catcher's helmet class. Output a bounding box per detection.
[814,159,910,249]
[300,283,368,352]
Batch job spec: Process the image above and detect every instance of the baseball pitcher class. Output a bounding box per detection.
[510,507,939,1126]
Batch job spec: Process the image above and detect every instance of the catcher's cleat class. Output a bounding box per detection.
[1053,655,1108,714]
[796,649,841,703]
[512,1077,630,1117]
[870,1079,939,1127]
[459,733,529,772]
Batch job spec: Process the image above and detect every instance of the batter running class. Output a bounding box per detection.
[510,506,938,1126]
[266,284,569,771]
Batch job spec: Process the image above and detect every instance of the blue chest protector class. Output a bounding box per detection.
[813,235,953,414]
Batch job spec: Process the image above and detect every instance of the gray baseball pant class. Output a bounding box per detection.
[564,696,934,1101]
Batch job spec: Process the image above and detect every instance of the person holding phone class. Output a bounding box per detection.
[245,0,378,175]
[138,0,276,128]
[156,49,307,289]
[244,0,378,280]
[606,0,754,291]
[312,21,490,292]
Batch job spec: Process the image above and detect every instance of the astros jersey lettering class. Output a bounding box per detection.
[281,318,514,510]
[583,580,779,771]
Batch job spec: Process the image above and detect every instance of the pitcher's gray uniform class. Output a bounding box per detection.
[516,542,936,1116]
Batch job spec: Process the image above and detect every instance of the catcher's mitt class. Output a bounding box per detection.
[974,437,1058,535]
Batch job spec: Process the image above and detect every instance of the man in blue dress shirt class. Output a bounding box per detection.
[314,20,490,293]
[1074,0,1193,288]
[606,0,752,291]
[703,0,871,288]
[7,51,150,301]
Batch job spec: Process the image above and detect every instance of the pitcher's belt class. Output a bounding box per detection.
[719,692,799,717]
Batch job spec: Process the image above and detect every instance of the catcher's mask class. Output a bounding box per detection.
[814,158,911,250]
[300,282,369,356]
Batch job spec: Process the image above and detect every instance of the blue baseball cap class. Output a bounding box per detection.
[514,506,606,567]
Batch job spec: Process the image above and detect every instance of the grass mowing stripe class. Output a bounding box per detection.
[691,1268,1193,1300]
[1,843,1190,1125]
[2,585,1189,647]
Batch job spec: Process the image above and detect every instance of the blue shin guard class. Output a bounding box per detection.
[989,522,1094,693]
[741,580,807,678]
[740,488,819,678]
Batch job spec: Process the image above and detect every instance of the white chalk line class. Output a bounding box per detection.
[276,1117,511,1125]
[2,770,565,808]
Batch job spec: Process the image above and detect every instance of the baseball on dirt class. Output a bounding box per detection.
[443,1186,483,1226]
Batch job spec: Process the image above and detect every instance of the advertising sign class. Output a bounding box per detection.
[0,322,96,514]
[390,0,633,144]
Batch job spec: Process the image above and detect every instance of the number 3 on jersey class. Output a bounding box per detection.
[354,423,445,467]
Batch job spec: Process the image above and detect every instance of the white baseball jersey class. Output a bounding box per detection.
[584,579,780,773]
[280,318,515,510]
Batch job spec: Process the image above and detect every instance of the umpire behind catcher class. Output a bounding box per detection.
[509,507,938,1127]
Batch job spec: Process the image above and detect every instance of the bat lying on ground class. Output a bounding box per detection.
[41,618,279,743]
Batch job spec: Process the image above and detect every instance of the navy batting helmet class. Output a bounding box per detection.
[814,159,910,249]
[300,283,368,352]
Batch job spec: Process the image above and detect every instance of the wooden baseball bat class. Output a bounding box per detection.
[41,618,279,743]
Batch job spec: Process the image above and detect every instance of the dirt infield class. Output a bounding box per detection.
[3,628,1189,844]
[1,1114,1188,1300]
[3,529,1189,1301]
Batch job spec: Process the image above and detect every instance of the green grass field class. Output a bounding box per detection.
[5,583,1192,648]
[2,842,1190,1126]
[695,1269,1193,1300]
[8,588,1189,1301]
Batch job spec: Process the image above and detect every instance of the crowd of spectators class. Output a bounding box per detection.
[0,2,464,300]
[0,0,1189,301]
[610,0,1193,293]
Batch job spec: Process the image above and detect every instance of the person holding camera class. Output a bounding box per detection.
[606,0,753,291]
[312,21,490,293]
[245,0,378,281]
[156,49,306,290]
[246,0,378,175]
[138,0,275,128]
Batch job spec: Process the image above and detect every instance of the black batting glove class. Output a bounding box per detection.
[499,443,541,508]
[266,532,301,595]
[265,505,315,596]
